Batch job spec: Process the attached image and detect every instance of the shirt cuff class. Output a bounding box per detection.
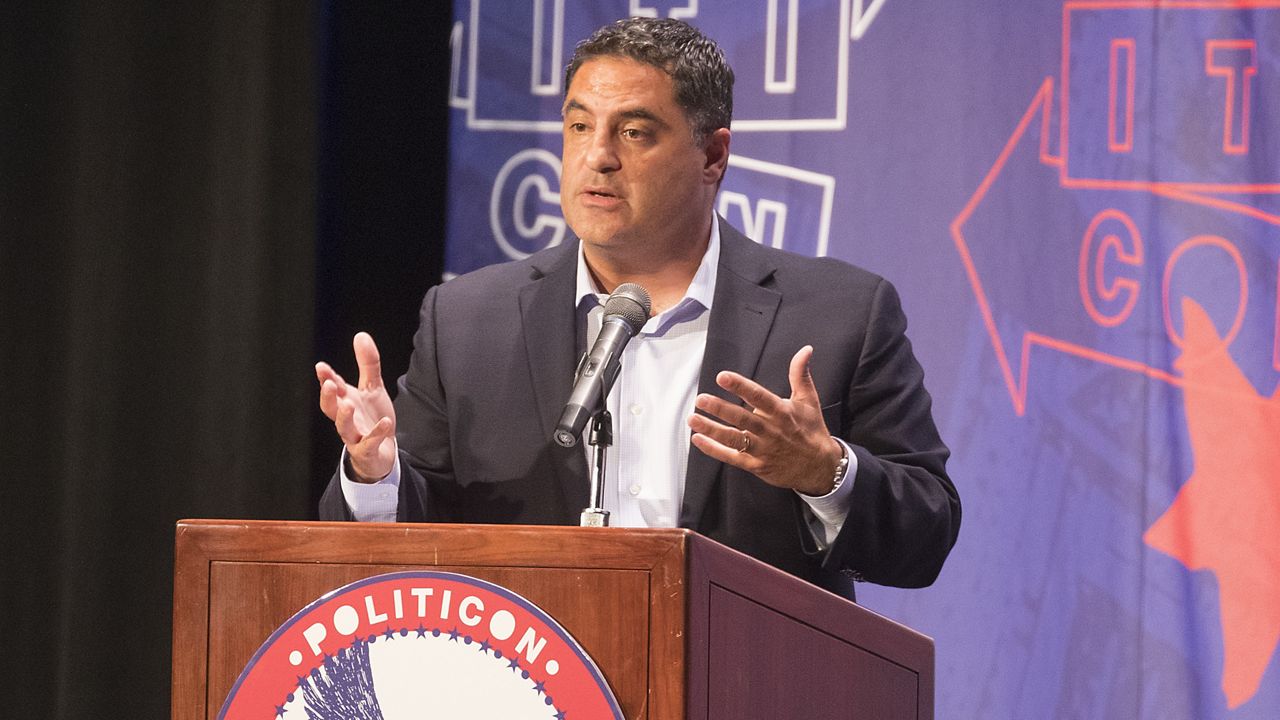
[339,450,401,523]
[797,438,858,548]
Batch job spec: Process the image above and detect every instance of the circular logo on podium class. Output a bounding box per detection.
[218,571,623,719]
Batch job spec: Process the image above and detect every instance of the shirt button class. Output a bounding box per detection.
[629,404,644,415]
[629,484,642,495]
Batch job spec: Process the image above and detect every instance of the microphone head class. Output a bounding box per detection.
[602,283,651,333]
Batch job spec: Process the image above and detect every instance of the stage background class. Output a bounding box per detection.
[4,2,1276,718]
[441,1,1279,718]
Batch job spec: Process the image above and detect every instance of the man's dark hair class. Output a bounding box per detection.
[564,17,734,144]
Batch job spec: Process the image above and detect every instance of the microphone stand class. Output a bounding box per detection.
[579,410,612,527]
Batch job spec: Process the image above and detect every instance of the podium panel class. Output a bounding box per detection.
[173,520,932,719]
[707,587,917,718]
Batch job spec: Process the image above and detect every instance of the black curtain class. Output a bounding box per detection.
[1,3,447,717]
[312,2,451,508]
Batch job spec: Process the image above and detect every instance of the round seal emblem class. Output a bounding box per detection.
[218,571,624,719]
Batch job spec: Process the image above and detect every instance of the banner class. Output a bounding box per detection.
[444,2,1280,716]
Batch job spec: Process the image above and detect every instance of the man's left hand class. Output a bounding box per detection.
[689,345,844,496]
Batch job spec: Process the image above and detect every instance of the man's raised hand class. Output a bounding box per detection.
[688,345,843,497]
[315,332,397,483]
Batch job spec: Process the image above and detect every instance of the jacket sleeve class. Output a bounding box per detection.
[823,277,961,588]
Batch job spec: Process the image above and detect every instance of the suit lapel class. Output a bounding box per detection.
[518,241,590,513]
[679,221,782,528]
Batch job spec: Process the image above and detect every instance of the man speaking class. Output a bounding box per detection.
[315,17,960,599]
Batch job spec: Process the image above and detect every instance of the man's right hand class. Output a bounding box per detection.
[316,332,397,483]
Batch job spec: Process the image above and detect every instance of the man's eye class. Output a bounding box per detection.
[567,122,588,132]
[622,128,646,139]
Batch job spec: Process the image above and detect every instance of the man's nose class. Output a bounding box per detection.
[585,131,620,173]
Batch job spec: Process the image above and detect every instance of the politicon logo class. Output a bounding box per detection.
[218,571,623,719]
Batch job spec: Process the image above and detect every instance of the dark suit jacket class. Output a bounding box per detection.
[321,220,960,597]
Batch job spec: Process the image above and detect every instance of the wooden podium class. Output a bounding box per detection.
[173,519,933,719]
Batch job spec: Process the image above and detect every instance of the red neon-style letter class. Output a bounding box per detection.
[1205,40,1258,156]
[1109,39,1136,153]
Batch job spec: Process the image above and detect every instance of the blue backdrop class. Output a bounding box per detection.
[442,2,1280,717]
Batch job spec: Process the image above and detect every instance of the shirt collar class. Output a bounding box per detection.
[574,217,721,330]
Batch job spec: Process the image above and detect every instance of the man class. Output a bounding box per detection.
[315,17,959,598]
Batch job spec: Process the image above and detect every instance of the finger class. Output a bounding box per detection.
[335,397,386,449]
[693,393,765,433]
[715,370,785,416]
[315,362,349,392]
[333,398,361,446]
[319,378,342,420]
[690,431,756,472]
[787,345,821,406]
[358,415,394,449]
[353,332,384,392]
[688,410,755,451]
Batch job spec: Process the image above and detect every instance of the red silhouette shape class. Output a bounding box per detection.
[1144,298,1280,708]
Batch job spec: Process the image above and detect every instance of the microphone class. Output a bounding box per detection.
[554,283,651,447]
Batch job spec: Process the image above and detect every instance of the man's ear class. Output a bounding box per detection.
[702,128,732,184]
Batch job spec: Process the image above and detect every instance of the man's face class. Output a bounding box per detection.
[560,56,727,259]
